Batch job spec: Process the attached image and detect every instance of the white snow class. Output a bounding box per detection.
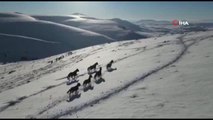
[0,12,36,22]
[0,33,58,44]
[33,13,146,40]
[67,31,213,118]
[0,30,213,118]
[0,12,114,62]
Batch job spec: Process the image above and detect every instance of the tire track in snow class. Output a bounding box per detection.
[47,34,189,118]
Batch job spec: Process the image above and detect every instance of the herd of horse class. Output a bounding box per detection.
[47,51,115,101]
[66,60,115,100]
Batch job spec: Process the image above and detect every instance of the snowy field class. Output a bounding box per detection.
[0,30,213,118]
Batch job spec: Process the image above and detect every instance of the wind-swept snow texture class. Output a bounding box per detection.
[0,12,208,63]
[0,12,113,63]
[33,14,147,40]
[0,30,212,118]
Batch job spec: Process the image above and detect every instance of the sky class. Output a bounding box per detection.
[0,2,213,21]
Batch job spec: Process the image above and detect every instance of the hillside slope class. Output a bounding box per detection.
[0,12,114,63]
[33,13,147,40]
[0,31,212,118]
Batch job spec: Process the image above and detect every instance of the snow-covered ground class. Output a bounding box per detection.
[0,30,213,118]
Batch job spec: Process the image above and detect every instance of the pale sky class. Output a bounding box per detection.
[0,2,213,21]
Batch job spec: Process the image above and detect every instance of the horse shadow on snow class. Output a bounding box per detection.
[67,93,81,102]
[83,85,94,92]
[107,67,117,72]
[94,77,105,84]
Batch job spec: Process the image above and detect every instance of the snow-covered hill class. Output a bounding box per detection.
[0,12,36,22]
[0,12,114,63]
[0,30,212,118]
[33,13,147,40]
[1,12,209,63]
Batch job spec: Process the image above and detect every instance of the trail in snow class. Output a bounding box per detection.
[0,47,112,113]
[48,35,187,118]
[0,82,65,113]
[43,33,203,118]
[26,44,154,117]
[72,33,213,118]
[65,34,213,119]
[55,42,170,81]
[1,33,211,118]
[29,39,180,117]
[26,35,184,118]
